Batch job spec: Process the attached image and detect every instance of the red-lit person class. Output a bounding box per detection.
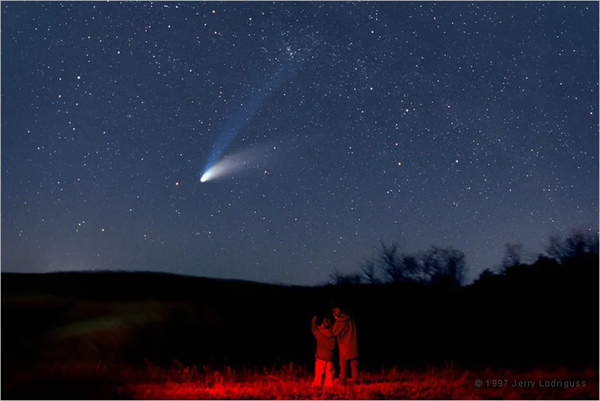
[329,307,359,384]
[311,316,336,387]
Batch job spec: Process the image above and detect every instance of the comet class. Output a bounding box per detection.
[199,171,212,183]
[200,52,307,183]
[199,144,277,183]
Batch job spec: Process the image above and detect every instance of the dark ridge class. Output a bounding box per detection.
[2,252,597,374]
[1,270,304,302]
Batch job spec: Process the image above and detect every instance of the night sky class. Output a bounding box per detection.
[2,2,598,286]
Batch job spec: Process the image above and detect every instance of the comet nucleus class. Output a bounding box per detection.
[199,144,278,183]
[200,170,212,183]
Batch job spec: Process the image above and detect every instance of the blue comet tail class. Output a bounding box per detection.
[201,61,302,179]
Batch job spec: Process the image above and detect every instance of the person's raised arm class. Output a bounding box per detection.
[328,320,344,337]
[311,316,318,335]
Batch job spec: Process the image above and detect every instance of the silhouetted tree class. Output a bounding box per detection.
[546,234,565,262]
[372,242,467,286]
[546,228,599,262]
[359,257,379,284]
[378,241,405,283]
[329,268,362,285]
[474,267,498,284]
[502,242,524,269]
[401,254,424,282]
[421,246,466,286]
[564,229,599,258]
[375,241,428,283]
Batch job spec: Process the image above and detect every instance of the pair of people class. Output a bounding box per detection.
[311,307,359,387]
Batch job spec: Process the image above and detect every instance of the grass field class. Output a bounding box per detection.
[3,269,598,399]
[4,362,598,399]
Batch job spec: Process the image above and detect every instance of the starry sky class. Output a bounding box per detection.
[2,2,598,286]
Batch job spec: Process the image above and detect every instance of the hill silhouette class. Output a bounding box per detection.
[2,249,597,374]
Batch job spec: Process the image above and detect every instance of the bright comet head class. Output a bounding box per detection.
[200,144,278,183]
[200,170,212,183]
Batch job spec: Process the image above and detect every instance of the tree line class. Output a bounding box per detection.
[329,227,599,286]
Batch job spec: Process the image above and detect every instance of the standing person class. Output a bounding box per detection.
[329,307,359,384]
[311,316,336,387]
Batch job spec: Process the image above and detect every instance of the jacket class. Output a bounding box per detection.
[311,319,336,362]
[330,313,358,360]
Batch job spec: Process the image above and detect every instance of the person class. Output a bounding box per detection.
[311,315,336,387]
[329,307,359,384]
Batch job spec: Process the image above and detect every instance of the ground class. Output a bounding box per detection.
[3,362,598,399]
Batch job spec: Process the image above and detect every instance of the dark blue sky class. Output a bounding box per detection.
[2,2,598,285]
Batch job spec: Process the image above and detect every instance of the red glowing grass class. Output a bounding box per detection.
[120,364,599,400]
[3,362,597,399]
